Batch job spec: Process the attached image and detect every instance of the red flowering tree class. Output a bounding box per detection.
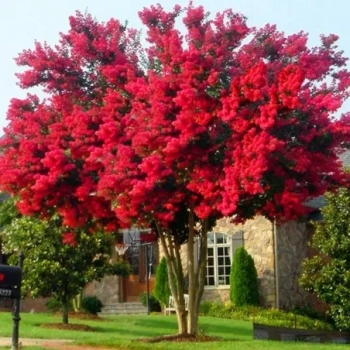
[1,4,350,335]
[0,11,141,231]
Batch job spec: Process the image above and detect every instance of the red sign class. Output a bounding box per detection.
[0,273,5,282]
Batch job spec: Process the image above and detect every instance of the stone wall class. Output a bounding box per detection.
[21,297,49,312]
[202,216,276,307]
[276,220,312,308]
[242,216,276,307]
[0,297,50,313]
[205,216,314,309]
[84,275,122,305]
[84,248,123,305]
[202,288,230,302]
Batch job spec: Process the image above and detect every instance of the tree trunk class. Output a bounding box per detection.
[72,292,82,312]
[155,216,208,336]
[61,300,69,324]
[156,223,187,334]
[187,212,208,335]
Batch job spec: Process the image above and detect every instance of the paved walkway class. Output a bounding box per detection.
[0,337,73,347]
[0,337,116,349]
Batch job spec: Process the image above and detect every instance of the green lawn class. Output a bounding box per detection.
[0,312,347,349]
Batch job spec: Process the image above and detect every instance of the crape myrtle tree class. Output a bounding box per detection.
[0,3,350,335]
[0,197,130,324]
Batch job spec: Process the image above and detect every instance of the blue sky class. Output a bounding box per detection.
[1,0,349,132]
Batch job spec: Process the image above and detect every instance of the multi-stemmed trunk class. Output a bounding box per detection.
[155,210,208,335]
[187,211,208,335]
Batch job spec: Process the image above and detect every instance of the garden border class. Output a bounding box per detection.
[253,323,350,344]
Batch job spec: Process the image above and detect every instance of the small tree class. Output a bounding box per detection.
[300,188,350,330]
[154,257,171,309]
[1,199,130,324]
[230,247,260,306]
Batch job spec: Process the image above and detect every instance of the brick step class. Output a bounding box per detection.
[99,302,147,315]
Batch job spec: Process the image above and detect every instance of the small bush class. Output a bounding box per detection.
[230,247,259,306]
[46,298,62,313]
[81,296,103,315]
[199,301,213,315]
[153,257,171,307]
[139,292,161,312]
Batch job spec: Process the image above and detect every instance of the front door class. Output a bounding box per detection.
[121,229,158,302]
[123,275,156,302]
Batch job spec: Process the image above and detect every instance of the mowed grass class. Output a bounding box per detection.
[0,312,347,350]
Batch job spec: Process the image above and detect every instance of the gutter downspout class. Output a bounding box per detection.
[272,218,280,309]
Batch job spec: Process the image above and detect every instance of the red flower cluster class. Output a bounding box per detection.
[0,4,349,230]
[62,232,77,247]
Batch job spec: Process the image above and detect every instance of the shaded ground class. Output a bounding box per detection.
[139,334,221,343]
[55,312,104,321]
[41,323,96,332]
[0,334,221,350]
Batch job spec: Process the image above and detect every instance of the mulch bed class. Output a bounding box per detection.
[55,311,104,321]
[139,334,221,343]
[68,312,103,320]
[41,323,96,332]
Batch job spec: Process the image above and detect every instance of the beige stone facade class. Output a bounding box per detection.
[202,216,312,308]
[85,275,122,305]
[276,220,312,308]
[202,216,277,306]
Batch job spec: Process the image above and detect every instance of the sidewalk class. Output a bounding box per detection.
[0,338,116,349]
[0,337,73,347]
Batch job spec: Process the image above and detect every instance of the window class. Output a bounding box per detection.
[205,231,243,287]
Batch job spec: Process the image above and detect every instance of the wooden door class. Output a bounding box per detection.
[123,243,157,302]
[124,275,156,302]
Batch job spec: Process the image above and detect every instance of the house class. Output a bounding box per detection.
[86,150,350,312]
[84,216,314,310]
[85,228,159,305]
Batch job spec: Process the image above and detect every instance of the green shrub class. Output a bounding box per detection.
[139,292,161,312]
[199,301,333,330]
[230,247,259,306]
[46,298,62,313]
[300,188,350,331]
[153,257,171,307]
[199,301,213,315]
[81,296,103,315]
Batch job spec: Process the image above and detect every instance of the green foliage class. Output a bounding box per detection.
[300,188,350,331]
[106,260,131,277]
[0,195,19,227]
[46,298,66,313]
[0,197,130,323]
[153,257,171,307]
[139,292,161,312]
[230,247,260,306]
[199,301,333,330]
[81,296,103,315]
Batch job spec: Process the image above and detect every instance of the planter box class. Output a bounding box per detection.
[253,323,350,344]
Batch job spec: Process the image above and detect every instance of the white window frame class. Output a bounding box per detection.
[205,231,243,288]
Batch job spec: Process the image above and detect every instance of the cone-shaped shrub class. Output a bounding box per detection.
[153,257,171,307]
[230,247,260,306]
